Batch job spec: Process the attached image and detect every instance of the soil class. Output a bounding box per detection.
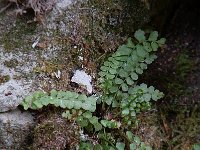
[138,0,200,149]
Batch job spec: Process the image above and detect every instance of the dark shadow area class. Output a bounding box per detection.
[139,0,200,149]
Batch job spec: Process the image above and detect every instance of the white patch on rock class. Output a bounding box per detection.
[78,56,83,61]
[0,65,31,112]
[56,0,72,9]
[71,70,93,93]
[0,76,32,112]
[32,37,40,48]
[54,70,61,79]
[45,0,79,34]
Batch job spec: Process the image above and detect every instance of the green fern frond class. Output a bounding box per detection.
[21,90,97,112]
[99,30,165,115]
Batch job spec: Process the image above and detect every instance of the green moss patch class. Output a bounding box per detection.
[0,75,10,84]
[30,113,79,150]
[1,18,37,52]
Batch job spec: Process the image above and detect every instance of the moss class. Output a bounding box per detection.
[136,111,165,149]
[136,97,200,149]
[30,113,80,150]
[119,0,150,34]
[3,59,19,68]
[33,60,63,76]
[0,74,10,84]
[159,105,200,149]
[164,50,195,99]
[87,0,150,35]
[175,51,195,80]
[1,17,37,52]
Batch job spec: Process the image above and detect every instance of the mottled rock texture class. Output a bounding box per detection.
[0,109,35,149]
[0,0,179,149]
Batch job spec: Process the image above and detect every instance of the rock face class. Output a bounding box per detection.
[0,109,35,149]
[0,0,155,113]
[0,52,35,112]
[0,0,177,148]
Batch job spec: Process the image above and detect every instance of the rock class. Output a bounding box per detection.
[0,54,35,112]
[0,109,35,149]
[56,0,72,10]
[0,0,152,114]
[71,70,93,93]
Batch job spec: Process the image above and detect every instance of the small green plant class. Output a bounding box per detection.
[21,29,165,149]
[193,143,200,150]
[99,29,165,124]
[21,90,103,131]
[21,90,96,112]
[79,131,152,150]
[176,51,195,80]
[126,131,152,150]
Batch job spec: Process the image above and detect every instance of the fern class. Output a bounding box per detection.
[80,131,152,150]
[21,90,96,112]
[99,30,165,118]
[21,29,165,150]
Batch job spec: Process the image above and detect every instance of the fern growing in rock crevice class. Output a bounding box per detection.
[21,29,166,150]
[21,90,96,112]
[99,29,165,121]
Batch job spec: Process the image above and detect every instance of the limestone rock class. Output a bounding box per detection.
[0,109,35,149]
[71,70,93,93]
[0,53,35,112]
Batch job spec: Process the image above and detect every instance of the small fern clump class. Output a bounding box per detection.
[99,30,165,122]
[21,89,104,132]
[21,29,166,150]
[80,130,152,150]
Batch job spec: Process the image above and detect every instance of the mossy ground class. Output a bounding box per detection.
[136,47,200,149]
[136,1,200,149]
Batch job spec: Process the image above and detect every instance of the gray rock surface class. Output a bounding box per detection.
[0,0,74,112]
[0,51,36,112]
[0,109,35,149]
